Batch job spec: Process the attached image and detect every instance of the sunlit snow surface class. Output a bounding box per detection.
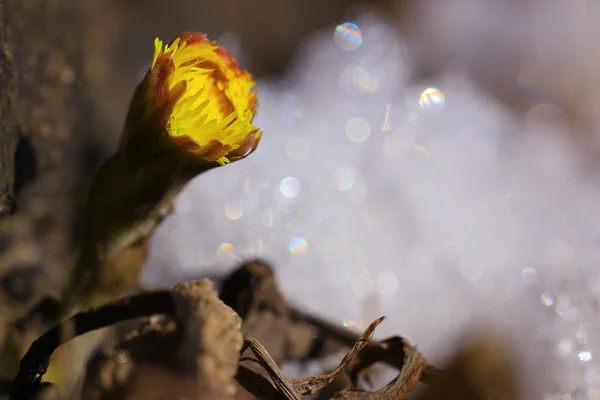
[144,4,600,398]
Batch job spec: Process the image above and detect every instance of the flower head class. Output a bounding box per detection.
[125,32,262,166]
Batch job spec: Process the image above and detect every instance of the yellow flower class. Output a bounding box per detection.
[125,31,262,166]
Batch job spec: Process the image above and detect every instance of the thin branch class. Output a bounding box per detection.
[10,290,197,400]
[289,307,440,385]
[333,339,426,400]
[291,316,385,398]
[243,335,300,400]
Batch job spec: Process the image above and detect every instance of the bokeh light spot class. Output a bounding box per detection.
[334,22,362,51]
[288,236,308,256]
[224,201,244,220]
[280,176,301,198]
[334,167,355,191]
[345,117,370,143]
[419,87,445,112]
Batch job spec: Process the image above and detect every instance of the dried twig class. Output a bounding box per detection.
[333,337,426,399]
[9,290,197,400]
[289,307,440,385]
[243,335,300,400]
[291,316,385,398]
[239,317,387,400]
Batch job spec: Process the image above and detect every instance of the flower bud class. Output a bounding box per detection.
[122,31,262,166]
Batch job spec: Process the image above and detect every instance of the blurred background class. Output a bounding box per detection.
[3,0,600,398]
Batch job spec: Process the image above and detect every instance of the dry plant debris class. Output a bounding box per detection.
[5,260,521,400]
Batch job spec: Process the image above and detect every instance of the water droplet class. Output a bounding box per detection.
[419,87,445,112]
[217,243,236,258]
[333,167,355,191]
[280,177,301,198]
[288,237,308,256]
[224,201,244,220]
[579,351,593,362]
[334,22,362,51]
[345,117,370,143]
[541,292,554,306]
